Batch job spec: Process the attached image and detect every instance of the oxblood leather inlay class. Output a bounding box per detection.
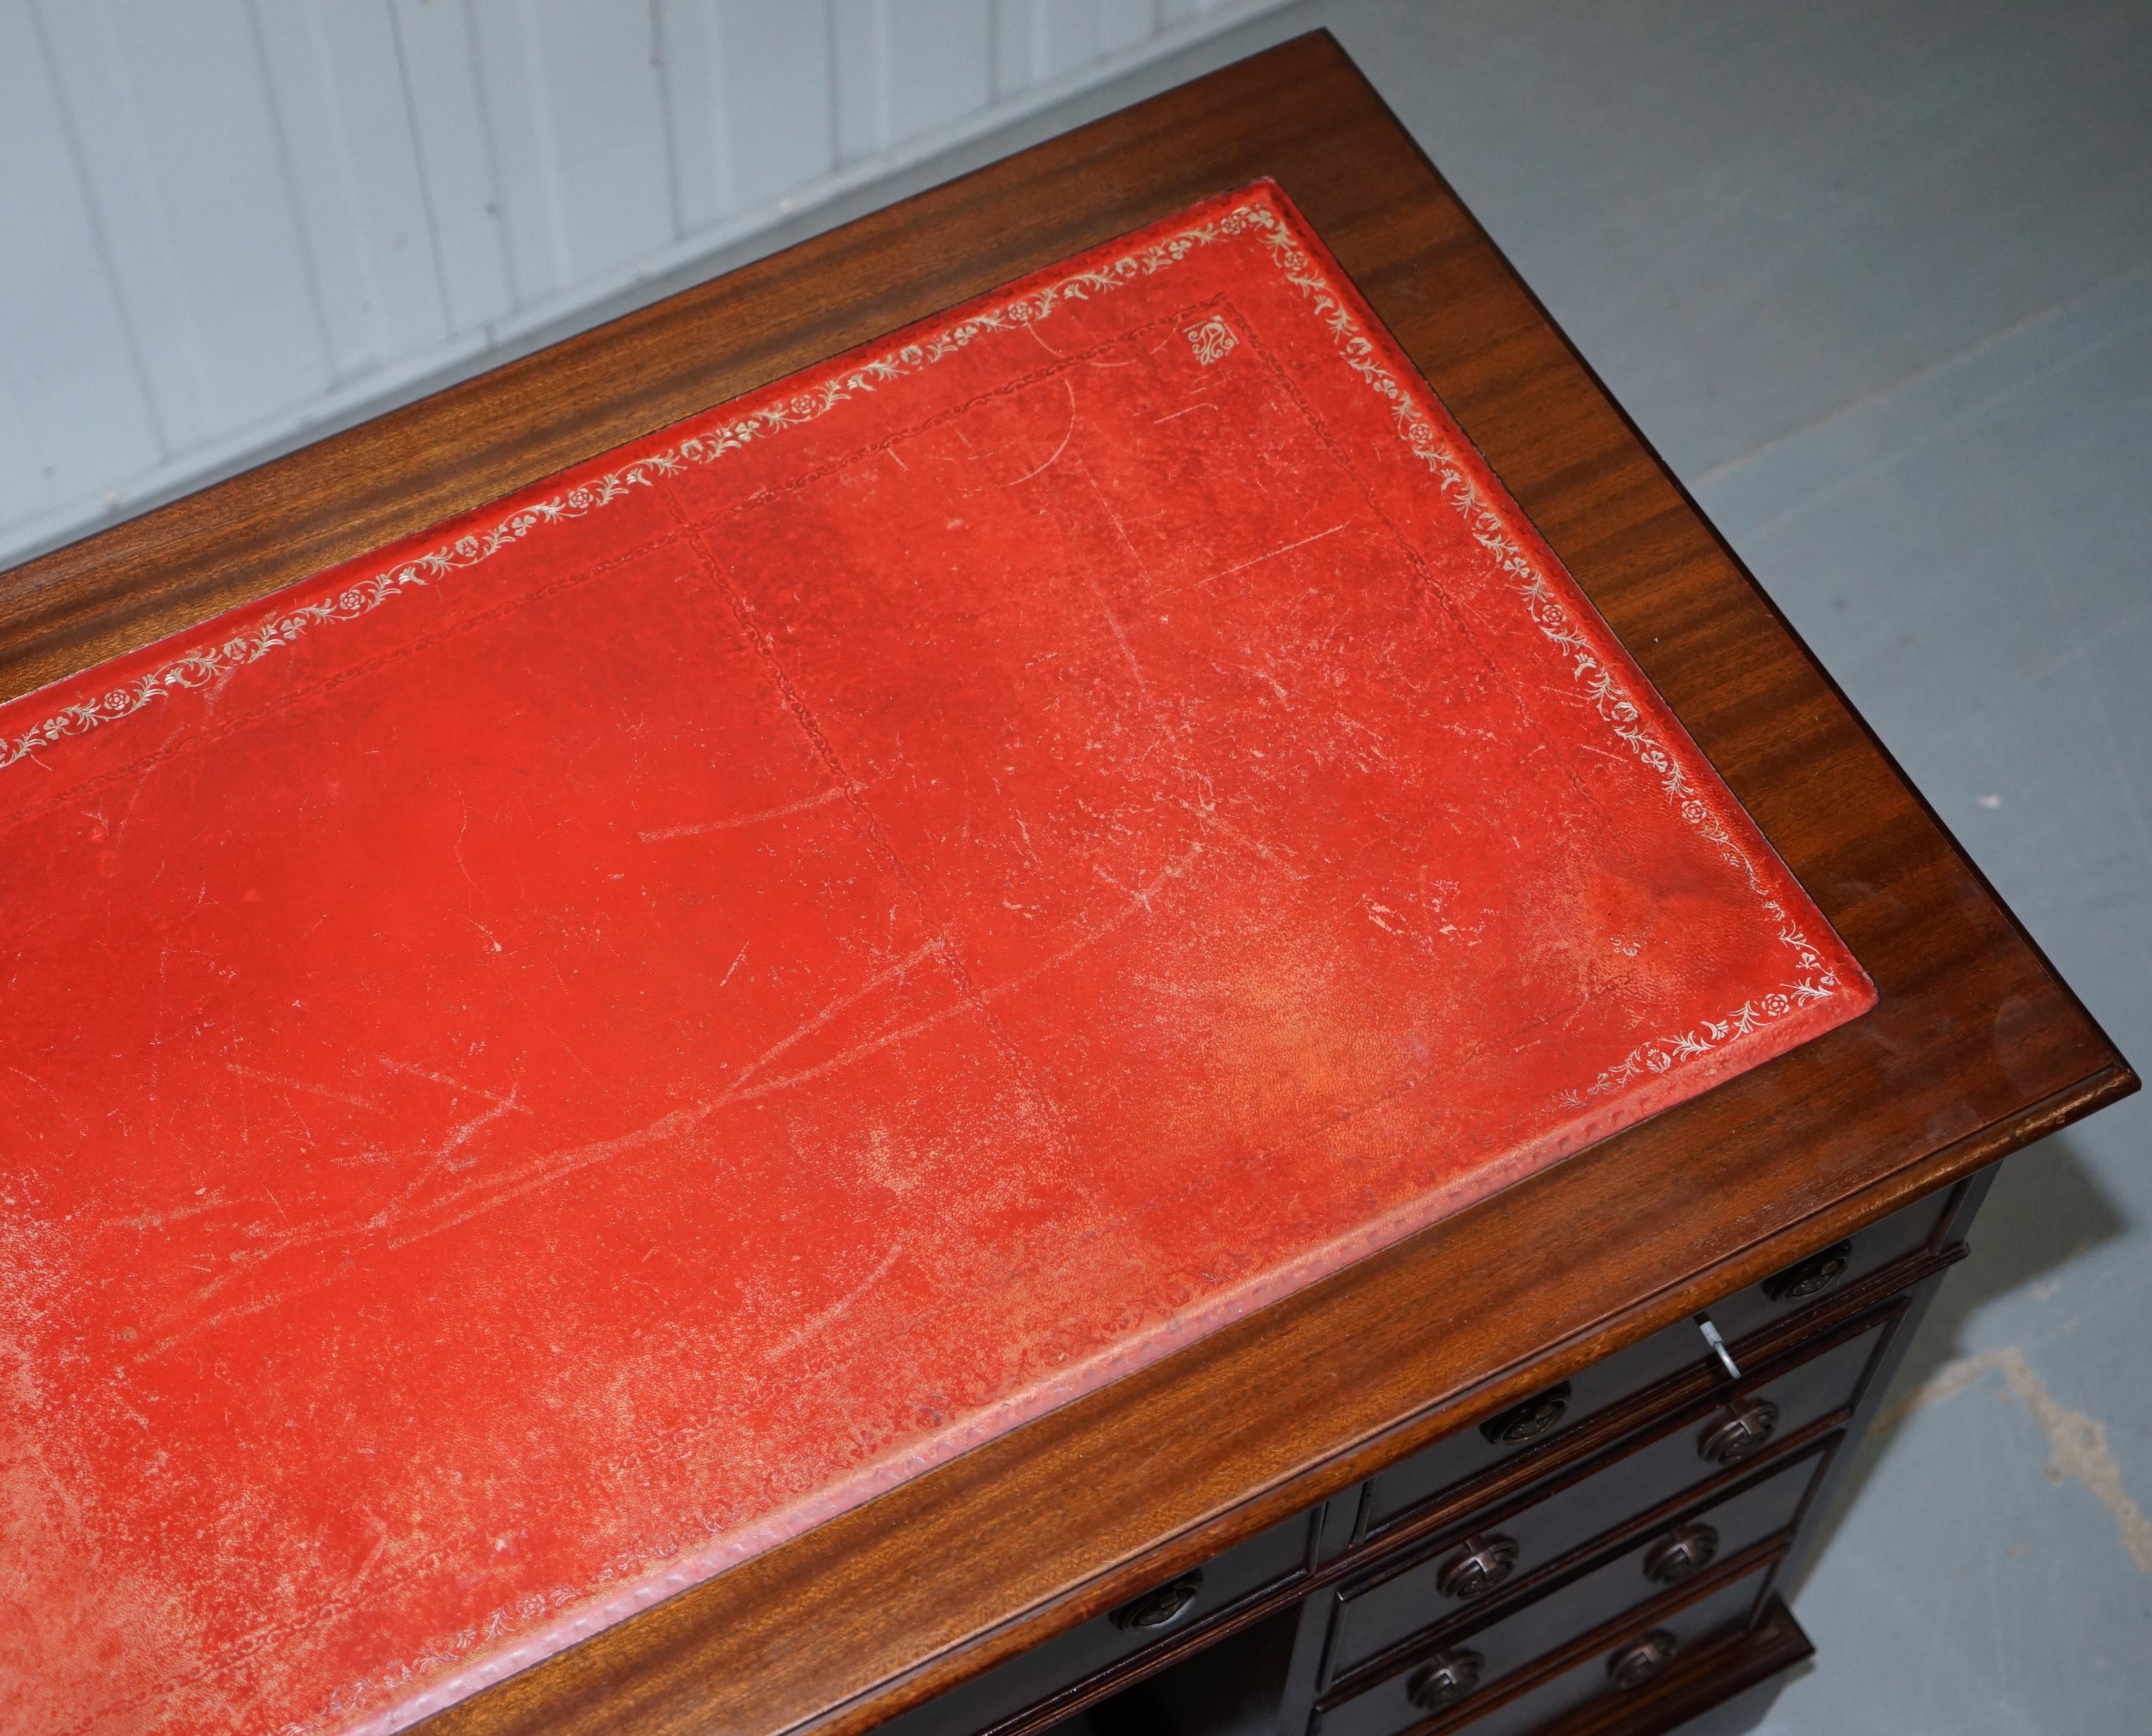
[0,184,1871,1736]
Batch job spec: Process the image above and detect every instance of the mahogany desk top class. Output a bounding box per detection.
[0,31,2131,1736]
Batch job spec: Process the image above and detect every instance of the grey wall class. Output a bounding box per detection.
[0,0,1285,571]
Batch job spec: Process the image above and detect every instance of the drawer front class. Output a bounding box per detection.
[1362,1319,1711,1536]
[1315,1452,1817,1736]
[1361,1186,1943,1542]
[1436,1562,1776,1736]
[1705,1186,1947,1348]
[1331,1310,1888,1679]
[879,1504,1319,1736]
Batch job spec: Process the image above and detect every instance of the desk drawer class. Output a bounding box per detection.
[1430,1561,1776,1736]
[1315,1453,1817,1736]
[1705,1186,1948,1348]
[877,1503,1320,1736]
[1362,1191,1941,1542]
[1331,1309,1889,1680]
[1362,1319,1711,1538]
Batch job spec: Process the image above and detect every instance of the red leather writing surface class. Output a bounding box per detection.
[0,184,1870,1736]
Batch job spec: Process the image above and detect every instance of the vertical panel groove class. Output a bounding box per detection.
[875,0,893,158]
[823,0,844,181]
[17,0,172,460]
[236,0,341,384]
[705,0,738,218]
[384,0,462,347]
[49,0,227,436]
[458,0,521,310]
[516,1,569,292]
[650,0,687,241]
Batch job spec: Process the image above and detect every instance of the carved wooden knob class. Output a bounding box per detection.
[1607,1630,1679,1690]
[1479,1381,1571,1446]
[1407,1648,1486,1711]
[1109,1570,1203,1631]
[1643,1521,1719,1584]
[1436,1532,1521,1601]
[1764,1239,1854,1303]
[1697,1397,1778,1464]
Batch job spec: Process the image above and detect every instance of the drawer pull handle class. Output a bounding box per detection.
[1109,1570,1203,1632]
[1435,1532,1520,1601]
[1697,1397,1779,1464]
[1406,1647,1486,1711]
[1607,1630,1679,1690]
[1479,1381,1571,1446]
[1643,1520,1719,1584]
[1764,1239,1854,1303]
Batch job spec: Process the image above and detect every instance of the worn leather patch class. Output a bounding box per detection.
[0,184,1869,1736]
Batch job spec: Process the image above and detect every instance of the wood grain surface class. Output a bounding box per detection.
[2,32,2129,1736]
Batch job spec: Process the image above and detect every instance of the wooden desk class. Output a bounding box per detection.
[0,32,2130,1736]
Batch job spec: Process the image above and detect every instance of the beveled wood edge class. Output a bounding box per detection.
[786,1060,2129,1736]
[1439,180,2130,1081]
[1336,51,2132,1091]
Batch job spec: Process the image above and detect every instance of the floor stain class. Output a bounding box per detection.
[1893,1345,2152,1574]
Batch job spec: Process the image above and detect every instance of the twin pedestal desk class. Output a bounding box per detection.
[0,32,2129,1736]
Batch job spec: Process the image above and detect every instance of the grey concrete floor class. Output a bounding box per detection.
[882,2,2152,1730]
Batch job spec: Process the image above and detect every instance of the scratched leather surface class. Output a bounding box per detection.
[0,185,1871,1736]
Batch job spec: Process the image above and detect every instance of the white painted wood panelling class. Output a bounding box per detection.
[34,0,336,448]
[656,2,837,228]
[251,1,451,379]
[387,0,519,331]
[835,0,996,159]
[1,0,1288,580]
[467,1,676,306]
[0,1,164,528]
